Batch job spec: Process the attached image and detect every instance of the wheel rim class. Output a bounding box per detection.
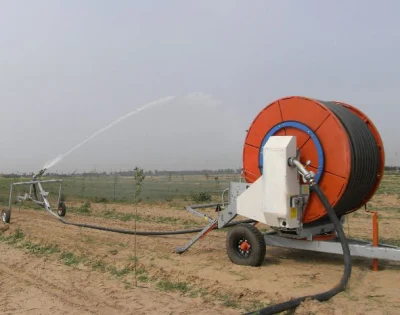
[236,238,252,258]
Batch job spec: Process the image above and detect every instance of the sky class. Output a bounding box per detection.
[0,1,399,174]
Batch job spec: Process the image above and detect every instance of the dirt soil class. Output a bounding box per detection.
[1,195,400,315]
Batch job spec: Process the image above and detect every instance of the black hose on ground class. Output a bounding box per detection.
[57,216,255,236]
[245,184,352,315]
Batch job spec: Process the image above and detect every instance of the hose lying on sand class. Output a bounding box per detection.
[57,216,255,236]
[245,183,352,315]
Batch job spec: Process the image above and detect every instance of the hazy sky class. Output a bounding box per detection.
[1,1,399,173]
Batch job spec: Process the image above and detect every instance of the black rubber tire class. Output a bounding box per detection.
[226,223,266,266]
[1,209,11,224]
[57,202,66,217]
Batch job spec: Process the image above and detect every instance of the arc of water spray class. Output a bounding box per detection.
[42,96,175,172]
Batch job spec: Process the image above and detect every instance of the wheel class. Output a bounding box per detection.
[226,223,266,266]
[1,209,11,224]
[57,202,66,217]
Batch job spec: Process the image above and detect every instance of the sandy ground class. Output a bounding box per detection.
[1,195,400,315]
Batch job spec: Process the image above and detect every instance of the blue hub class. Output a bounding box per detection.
[258,121,324,183]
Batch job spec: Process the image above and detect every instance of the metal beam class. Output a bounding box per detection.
[12,179,62,186]
[175,220,218,254]
[264,234,400,261]
[185,206,214,223]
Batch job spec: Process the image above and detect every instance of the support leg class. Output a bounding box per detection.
[372,212,379,271]
[175,220,218,254]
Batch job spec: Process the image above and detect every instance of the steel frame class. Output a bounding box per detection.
[264,232,400,261]
[177,182,400,264]
[4,177,64,221]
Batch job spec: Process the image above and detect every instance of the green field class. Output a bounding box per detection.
[377,171,400,195]
[1,170,399,208]
[0,173,243,206]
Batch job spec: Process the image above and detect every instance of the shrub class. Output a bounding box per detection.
[191,192,212,203]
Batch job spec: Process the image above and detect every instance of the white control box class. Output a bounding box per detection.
[236,136,301,228]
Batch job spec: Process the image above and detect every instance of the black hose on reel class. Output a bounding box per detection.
[317,101,380,216]
[246,183,352,315]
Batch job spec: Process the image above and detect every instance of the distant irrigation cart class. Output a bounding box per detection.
[2,169,67,224]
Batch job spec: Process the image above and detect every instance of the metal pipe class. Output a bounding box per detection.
[187,203,221,209]
[8,183,13,210]
[288,157,315,183]
[185,206,214,223]
[36,182,51,211]
[12,179,62,186]
[372,212,379,271]
[33,168,47,179]
[58,183,62,205]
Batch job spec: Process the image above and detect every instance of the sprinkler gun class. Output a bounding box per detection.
[32,168,47,180]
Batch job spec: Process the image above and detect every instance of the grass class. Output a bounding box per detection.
[245,300,272,313]
[69,201,92,215]
[376,172,400,195]
[0,228,24,244]
[91,259,107,272]
[223,299,240,308]
[156,280,190,294]
[101,208,140,222]
[379,237,400,247]
[73,206,202,227]
[22,241,60,256]
[110,266,131,278]
[60,251,80,266]
[0,173,241,204]
[138,274,149,283]
[0,229,60,257]
[0,231,146,282]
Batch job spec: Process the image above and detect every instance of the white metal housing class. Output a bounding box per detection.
[236,136,301,228]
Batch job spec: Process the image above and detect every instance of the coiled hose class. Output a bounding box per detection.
[318,101,380,216]
[246,183,352,315]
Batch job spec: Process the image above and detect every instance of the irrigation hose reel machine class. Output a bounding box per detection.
[3,96,400,268]
[2,95,400,314]
[178,96,400,267]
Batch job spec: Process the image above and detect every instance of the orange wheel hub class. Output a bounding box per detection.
[240,241,250,252]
